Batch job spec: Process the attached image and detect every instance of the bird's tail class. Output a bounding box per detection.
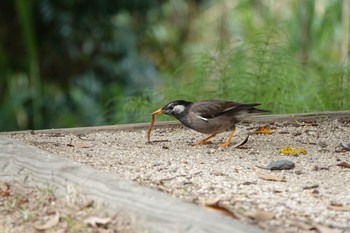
[239,103,271,114]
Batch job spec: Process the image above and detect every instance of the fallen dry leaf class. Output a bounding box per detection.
[254,168,286,182]
[294,120,319,126]
[311,224,341,233]
[327,204,350,212]
[33,211,60,230]
[203,199,236,218]
[0,181,10,197]
[295,221,314,230]
[244,209,274,221]
[0,190,10,197]
[232,135,249,148]
[255,127,273,135]
[280,146,307,155]
[0,181,9,191]
[84,216,111,227]
[336,161,350,168]
[67,142,92,148]
[295,222,340,233]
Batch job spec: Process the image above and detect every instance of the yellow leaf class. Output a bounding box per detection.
[280,146,307,155]
[255,127,272,135]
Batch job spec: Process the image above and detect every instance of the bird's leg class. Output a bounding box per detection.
[192,134,217,146]
[218,130,235,148]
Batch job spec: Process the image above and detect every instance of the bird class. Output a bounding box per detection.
[152,100,271,147]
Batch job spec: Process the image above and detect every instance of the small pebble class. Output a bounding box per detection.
[340,142,350,151]
[317,140,327,148]
[206,149,216,154]
[266,160,295,170]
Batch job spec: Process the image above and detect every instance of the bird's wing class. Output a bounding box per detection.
[191,100,244,119]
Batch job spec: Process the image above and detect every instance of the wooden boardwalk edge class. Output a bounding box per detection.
[2,110,349,135]
[0,136,264,233]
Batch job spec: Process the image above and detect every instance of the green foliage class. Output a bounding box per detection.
[127,30,349,123]
[15,0,42,128]
[0,0,159,130]
[124,1,350,122]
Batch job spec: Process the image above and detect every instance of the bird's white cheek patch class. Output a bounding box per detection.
[173,105,185,114]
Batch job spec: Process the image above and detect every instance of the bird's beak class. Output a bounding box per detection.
[152,108,163,115]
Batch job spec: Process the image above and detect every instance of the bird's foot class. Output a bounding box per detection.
[191,140,212,146]
[218,142,230,148]
[191,134,216,146]
[217,130,235,148]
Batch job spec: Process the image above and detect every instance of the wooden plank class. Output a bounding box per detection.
[0,136,264,233]
[2,121,180,135]
[2,110,349,135]
[247,110,350,123]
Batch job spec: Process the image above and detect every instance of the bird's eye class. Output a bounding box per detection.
[168,105,174,110]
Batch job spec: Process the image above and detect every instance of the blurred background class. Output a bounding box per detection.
[0,0,349,131]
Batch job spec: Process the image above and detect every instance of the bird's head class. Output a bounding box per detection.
[152,100,192,118]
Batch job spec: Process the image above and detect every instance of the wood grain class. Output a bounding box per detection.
[0,136,263,233]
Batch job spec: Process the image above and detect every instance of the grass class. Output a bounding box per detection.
[124,28,350,123]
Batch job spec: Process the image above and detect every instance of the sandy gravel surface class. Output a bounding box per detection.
[7,119,350,233]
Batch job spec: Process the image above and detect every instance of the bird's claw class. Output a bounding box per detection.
[218,143,230,148]
[191,141,212,146]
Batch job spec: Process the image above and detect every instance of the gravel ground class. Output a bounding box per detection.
[7,119,350,233]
